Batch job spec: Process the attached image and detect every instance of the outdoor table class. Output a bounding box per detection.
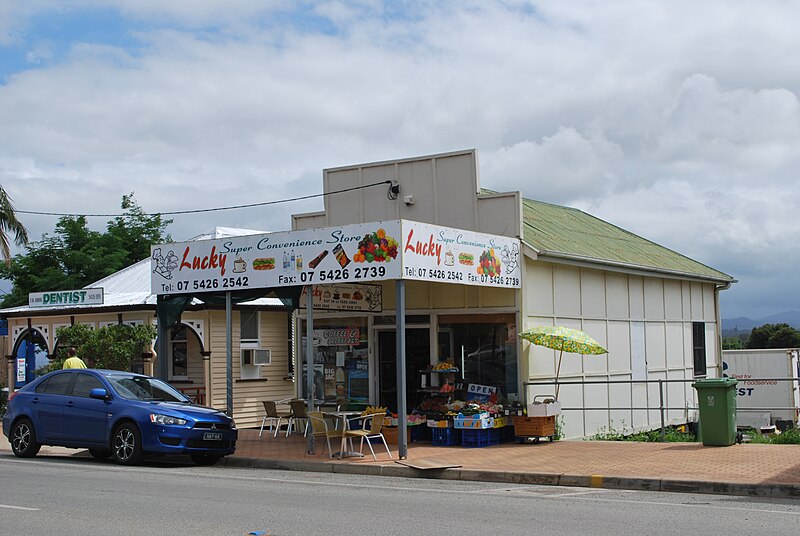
[330,411,365,459]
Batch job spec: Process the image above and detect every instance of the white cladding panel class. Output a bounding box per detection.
[526,261,554,315]
[607,321,632,373]
[327,168,365,225]
[553,265,581,317]
[702,285,716,321]
[690,282,704,319]
[434,154,480,231]
[605,273,629,319]
[582,319,608,375]
[645,322,667,370]
[629,276,644,319]
[665,322,685,369]
[631,321,646,381]
[664,280,683,319]
[643,278,664,320]
[581,270,606,318]
[683,323,695,369]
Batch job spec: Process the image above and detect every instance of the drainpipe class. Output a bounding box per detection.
[714,280,734,375]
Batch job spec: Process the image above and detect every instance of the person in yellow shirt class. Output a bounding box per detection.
[62,347,87,369]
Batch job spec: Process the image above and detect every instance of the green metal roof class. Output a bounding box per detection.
[520,196,733,282]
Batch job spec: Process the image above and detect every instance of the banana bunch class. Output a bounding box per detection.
[361,405,388,416]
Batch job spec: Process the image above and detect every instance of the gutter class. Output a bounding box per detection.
[534,249,734,285]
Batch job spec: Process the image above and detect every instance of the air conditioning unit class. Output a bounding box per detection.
[241,348,271,366]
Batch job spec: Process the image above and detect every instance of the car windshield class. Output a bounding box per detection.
[104,374,189,402]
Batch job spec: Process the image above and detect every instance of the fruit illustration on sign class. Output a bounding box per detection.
[476,248,501,277]
[353,228,399,263]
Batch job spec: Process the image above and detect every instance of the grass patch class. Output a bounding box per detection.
[590,422,696,442]
[744,427,800,445]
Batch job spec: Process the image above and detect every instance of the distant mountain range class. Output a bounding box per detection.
[722,311,800,335]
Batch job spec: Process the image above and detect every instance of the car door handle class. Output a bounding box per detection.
[32,397,39,404]
[66,401,75,407]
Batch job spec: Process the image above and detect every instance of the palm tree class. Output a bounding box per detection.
[0,186,29,265]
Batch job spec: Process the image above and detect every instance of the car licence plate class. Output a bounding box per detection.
[203,432,223,441]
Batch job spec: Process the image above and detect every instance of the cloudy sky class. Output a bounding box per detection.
[1,1,798,319]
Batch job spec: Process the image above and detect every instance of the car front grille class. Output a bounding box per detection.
[193,422,232,430]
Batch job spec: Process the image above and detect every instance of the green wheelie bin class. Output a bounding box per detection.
[692,377,738,446]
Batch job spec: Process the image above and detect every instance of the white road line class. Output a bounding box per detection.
[0,504,40,511]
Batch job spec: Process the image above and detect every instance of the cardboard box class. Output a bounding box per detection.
[513,415,556,437]
[527,401,561,417]
[382,426,411,445]
[454,413,494,429]
[427,419,452,428]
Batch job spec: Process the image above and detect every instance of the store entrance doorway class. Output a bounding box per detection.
[377,329,430,412]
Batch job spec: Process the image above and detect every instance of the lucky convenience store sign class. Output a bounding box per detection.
[150,220,521,295]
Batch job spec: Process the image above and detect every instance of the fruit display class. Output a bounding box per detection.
[353,228,399,263]
[361,405,388,416]
[476,248,501,277]
[433,362,457,371]
[407,414,427,425]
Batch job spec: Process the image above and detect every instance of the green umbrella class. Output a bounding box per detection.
[520,326,608,400]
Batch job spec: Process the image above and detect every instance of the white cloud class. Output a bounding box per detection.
[2,1,800,318]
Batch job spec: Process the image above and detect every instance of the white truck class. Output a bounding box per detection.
[722,348,800,429]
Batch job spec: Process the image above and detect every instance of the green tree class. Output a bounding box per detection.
[48,323,157,373]
[747,323,800,349]
[0,185,29,265]
[0,194,171,307]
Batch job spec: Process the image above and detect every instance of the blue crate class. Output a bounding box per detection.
[461,427,500,448]
[431,427,461,446]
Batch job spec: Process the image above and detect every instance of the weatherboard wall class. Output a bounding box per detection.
[522,257,718,439]
[206,310,294,428]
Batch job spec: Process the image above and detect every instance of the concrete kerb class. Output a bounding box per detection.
[222,455,800,499]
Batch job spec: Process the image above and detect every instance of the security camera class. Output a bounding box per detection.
[403,195,415,206]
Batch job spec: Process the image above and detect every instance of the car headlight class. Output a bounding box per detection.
[230,419,237,430]
[150,414,188,426]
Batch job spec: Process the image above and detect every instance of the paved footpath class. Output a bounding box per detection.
[4,429,800,498]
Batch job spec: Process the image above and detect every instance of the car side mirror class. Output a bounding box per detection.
[89,388,109,400]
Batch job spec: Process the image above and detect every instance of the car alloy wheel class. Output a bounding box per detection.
[11,418,41,458]
[112,423,143,465]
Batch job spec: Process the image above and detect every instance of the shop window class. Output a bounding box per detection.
[692,322,707,376]
[439,317,519,402]
[299,318,369,404]
[169,326,188,380]
[240,309,259,345]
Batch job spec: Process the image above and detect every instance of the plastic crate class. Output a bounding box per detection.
[499,425,516,443]
[461,428,500,448]
[431,427,461,446]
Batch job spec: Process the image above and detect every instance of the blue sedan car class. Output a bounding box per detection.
[2,369,237,466]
